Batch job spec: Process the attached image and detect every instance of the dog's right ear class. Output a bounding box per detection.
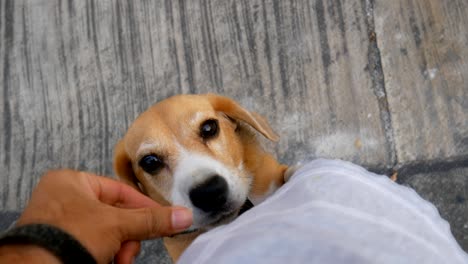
[205,93,280,142]
[113,139,140,191]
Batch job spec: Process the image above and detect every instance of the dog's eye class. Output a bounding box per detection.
[200,119,219,139]
[139,155,164,174]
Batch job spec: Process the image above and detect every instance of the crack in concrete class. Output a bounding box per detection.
[363,0,398,170]
[366,155,468,181]
[395,155,468,183]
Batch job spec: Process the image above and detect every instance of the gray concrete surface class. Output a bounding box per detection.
[375,0,468,163]
[400,164,468,250]
[0,0,467,261]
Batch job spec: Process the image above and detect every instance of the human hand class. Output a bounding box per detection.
[15,170,193,264]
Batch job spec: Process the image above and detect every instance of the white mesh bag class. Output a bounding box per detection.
[178,159,468,264]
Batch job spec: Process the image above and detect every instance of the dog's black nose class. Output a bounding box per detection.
[189,175,228,213]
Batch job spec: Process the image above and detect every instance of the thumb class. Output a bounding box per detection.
[117,206,193,240]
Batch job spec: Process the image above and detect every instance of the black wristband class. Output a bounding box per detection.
[0,224,97,264]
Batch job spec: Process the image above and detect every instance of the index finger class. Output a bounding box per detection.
[82,172,160,209]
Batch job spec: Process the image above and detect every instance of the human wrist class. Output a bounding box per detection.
[0,244,61,263]
[0,224,97,264]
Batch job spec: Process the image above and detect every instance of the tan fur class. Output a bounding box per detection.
[113,94,288,261]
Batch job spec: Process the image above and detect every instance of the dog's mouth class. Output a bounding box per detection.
[208,209,238,226]
[171,199,254,237]
[238,198,254,214]
[207,198,254,226]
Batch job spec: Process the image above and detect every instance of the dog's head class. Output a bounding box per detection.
[114,94,279,231]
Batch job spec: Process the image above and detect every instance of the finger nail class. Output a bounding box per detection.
[171,208,193,230]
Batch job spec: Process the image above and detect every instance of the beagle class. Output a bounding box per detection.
[113,94,291,261]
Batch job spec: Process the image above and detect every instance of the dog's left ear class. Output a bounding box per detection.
[113,139,140,191]
[205,93,279,142]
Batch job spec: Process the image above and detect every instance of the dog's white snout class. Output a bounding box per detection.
[189,167,219,187]
[171,149,249,228]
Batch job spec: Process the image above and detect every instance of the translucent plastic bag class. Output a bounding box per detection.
[179,159,468,264]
